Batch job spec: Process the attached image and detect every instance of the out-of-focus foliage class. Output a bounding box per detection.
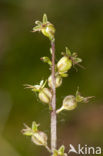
[0,0,103,156]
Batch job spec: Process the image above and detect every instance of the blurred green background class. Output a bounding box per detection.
[0,0,103,155]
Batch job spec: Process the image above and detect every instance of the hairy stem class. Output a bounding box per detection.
[51,40,57,152]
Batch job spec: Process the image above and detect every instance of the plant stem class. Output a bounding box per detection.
[45,146,52,153]
[56,106,64,114]
[51,40,57,152]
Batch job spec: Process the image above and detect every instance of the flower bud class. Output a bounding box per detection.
[39,88,52,104]
[57,56,72,73]
[48,75,62,88]
[32,131,47,146]
[41,56,52,66]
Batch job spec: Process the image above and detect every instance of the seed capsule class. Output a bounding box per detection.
[41,23,55,40]
[56,95,77,114]
[57,56,72,73]
[32,131,47,146]
[39,88,52,104]
[63,95,77,110]
[48,75,62,88]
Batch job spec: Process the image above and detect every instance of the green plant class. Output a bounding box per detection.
[22,14,93,156]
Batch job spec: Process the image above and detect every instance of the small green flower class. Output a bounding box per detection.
[57,47,82,74]
[25,80,52,105]
[52,145,67,156]
[22,121,48,147]
[25,80,47,92]
[33,14,55,41]
[64,47,82,66]
[56,89,93,114]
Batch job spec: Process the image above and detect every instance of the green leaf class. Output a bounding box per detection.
[43,14,48,24]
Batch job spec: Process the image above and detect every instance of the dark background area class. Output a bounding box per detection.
[0,0,103,156]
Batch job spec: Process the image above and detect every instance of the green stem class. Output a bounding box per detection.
[45,145,52,153]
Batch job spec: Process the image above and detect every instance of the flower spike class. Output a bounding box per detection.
[22,14,94,156]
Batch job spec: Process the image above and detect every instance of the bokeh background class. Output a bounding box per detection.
[0,0,103,156]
